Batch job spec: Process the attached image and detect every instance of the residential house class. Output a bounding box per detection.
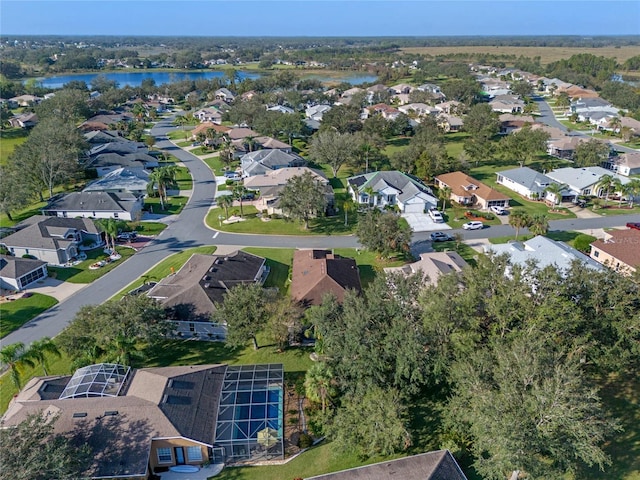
[83,167,150,196]
[10,94,42,107]
[86,152,159,177]
[547,135,589,159]
[0,216,102,266]
[398,103,438,118]
[486,236,604,273]
[496,167,555,200]
[191,122,231,145]
[621,116,640,136]
[214,88,235,103]
[437,114,464,132]
[489,94,525,114]
[341,87,364,98]
[291,249,362,306]
[81,113,134,130]
[84,130,126,145]
[0,255,48,292]
[243,167,333,214]
[480,78,511,98]
[255,136,291,152]
[589,229,640,275]
[266,105,295,114]
[434,100,463,115]
[498,113,535,134]
[240,150,306,177]
[88,140,149,157]
[193,107,223,124]
[540,77,572,94]
[42,191,144,221]
[347,171,438,213]
[8,112,38,129]
[366,103,401,121]
[1,361,286,477]
[389,83,414,95]
[611,152,640,176]
[305,450,467,480]
[305,104,332,122]
[384,251,469,286]
[435,171,510,209]
[147,251,267,336]
[545,166,630,199]
[560,85,600,99]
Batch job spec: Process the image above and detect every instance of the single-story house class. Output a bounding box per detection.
[266,105,295,114]
[0,216,102,266]
[147,251,267,336]
[611,152,640,177]
[9,94,42,107]
[389,83,414,95]
[214,88,235,103]
[84,130,126,145]
[398,103,438,118]
[486,236,604,273]
[1,361,286,478]
[384,251,468,286]
[193,107,223,124]
[305,450,467,480]
[498,114,535,135]
[244,167,333,214]
[435,171,510,209]
[240,150,306,177]
[437,114,464,132]
[83,167,150,196]
[547,136,589,159]
[42,191,144,221]
[89,140,148,157]
[0,254,48,291]
[366,103,401,121]
[489,95,525,114]
[305,104,332,121]
[86,152,158,177]
[589,228,640,276]
[347,171,438,214]
[291,249,362,306]
[545,167,630,199]
[8,112,38,129]
[496,167,554,200]
[434,101,463,115]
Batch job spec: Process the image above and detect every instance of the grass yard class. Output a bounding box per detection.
[0,200,48,228]
[174,166,193,190]
[593,204,640,216]
[431,240,480,267]
[202,155,225,174]
[0,128,29,165]
[48,245,135,283]
[207,205,357,236]
[489,230,591,246]
[243,247,294,294]
[115,245,217,298]
[144,195,187,215]
[128,221,167,236]
[0,293,58,338]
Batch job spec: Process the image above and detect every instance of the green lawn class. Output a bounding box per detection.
[128,221,168,236]
[431,241,479,267]
[243,248,294,294]
[175,166,193,190]
[202,155,225,174]
[48,245,136,284]
[0,201,48,228]
[0,128,29,165]
[207,206,357,236]
[144,195,187,215]
[489,230,589,246]
[593,204,640,216]
[443,132,470,158]
[115,246,218,298]
[0,293,58,338]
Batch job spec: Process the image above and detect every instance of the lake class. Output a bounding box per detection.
[35,71,378,89]
[35,70,260,89]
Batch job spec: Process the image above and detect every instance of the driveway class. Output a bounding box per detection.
[22,277,86,302]
[401,213,452,232]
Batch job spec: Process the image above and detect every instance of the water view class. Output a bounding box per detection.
[35,70,378,89]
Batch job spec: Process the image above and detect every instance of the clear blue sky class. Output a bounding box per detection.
[1,1,639,37]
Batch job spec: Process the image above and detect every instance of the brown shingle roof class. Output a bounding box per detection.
[591,229,640,270]
[435,171,510,202]
[291,250,362,305]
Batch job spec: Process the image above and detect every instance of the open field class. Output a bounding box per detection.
[400,45,640,64]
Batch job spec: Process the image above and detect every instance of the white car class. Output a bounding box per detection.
[428,209,444,223]
[490,206,507,215]
[462,221,484,230]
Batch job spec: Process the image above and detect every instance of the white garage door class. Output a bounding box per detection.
[404,203,425,213]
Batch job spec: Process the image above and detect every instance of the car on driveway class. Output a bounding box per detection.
[627,222,640,230]
[490,206,507,215]
[428,209,444,223]
[462,221,484,230]
[430,231,454,242]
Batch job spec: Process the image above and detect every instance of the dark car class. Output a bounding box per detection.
[430,231,454,242]
[627,222,640,230]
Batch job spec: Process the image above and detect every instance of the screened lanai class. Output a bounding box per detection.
[214,364,284,462]
[59,363,130,399]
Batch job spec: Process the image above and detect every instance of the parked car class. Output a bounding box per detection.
[117,232,137,241]
[241,192,255,200]
[428,209,444,223]
[490,206,507,215]
[462,221,484,230]
[627,222,640,230]
[430,231,454,242]
[223,171,241,180]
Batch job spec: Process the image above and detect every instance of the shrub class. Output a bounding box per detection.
[298,433,314,449]
[21,254,37,260]
[573,234,597,253]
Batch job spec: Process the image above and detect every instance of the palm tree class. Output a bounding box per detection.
[554,92,571,110]
[437,186,451,213]
[596,174,617,206]
[25,337,61,376]
[543,182,567,212]
[304,362,336,413]
[609,116,621,136]
[363,186,377,208]
[244,136,257,153]
[96,218,118,253]
[529,214,549,236]
[508,211,532,240]
[0,342,34,389]
[107,334,144,367]
[342,198,353,226]
[232,184,248,217]
[623,179,640,207]
[218,194,234,219]
[147,169,167,210]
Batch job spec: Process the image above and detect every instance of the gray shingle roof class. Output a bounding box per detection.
[44,191,140,214]
[497,167,553,194]
[1,216,99,251]
[0,254,47,279]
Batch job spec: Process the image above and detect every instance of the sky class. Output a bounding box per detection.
[1,1,639,37]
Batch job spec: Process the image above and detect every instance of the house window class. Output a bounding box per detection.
[584,189,591,195]
[157,448,172,463]
[593,251,599,258]
[113,213,119,218]
[187,446,203,462]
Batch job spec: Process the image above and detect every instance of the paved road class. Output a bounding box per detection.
[533,96,637,154]
[3,117,639,349]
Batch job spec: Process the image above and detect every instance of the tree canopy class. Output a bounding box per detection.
[278,171,328,229]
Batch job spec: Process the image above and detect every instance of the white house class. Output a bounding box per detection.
[42,191,144,221]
